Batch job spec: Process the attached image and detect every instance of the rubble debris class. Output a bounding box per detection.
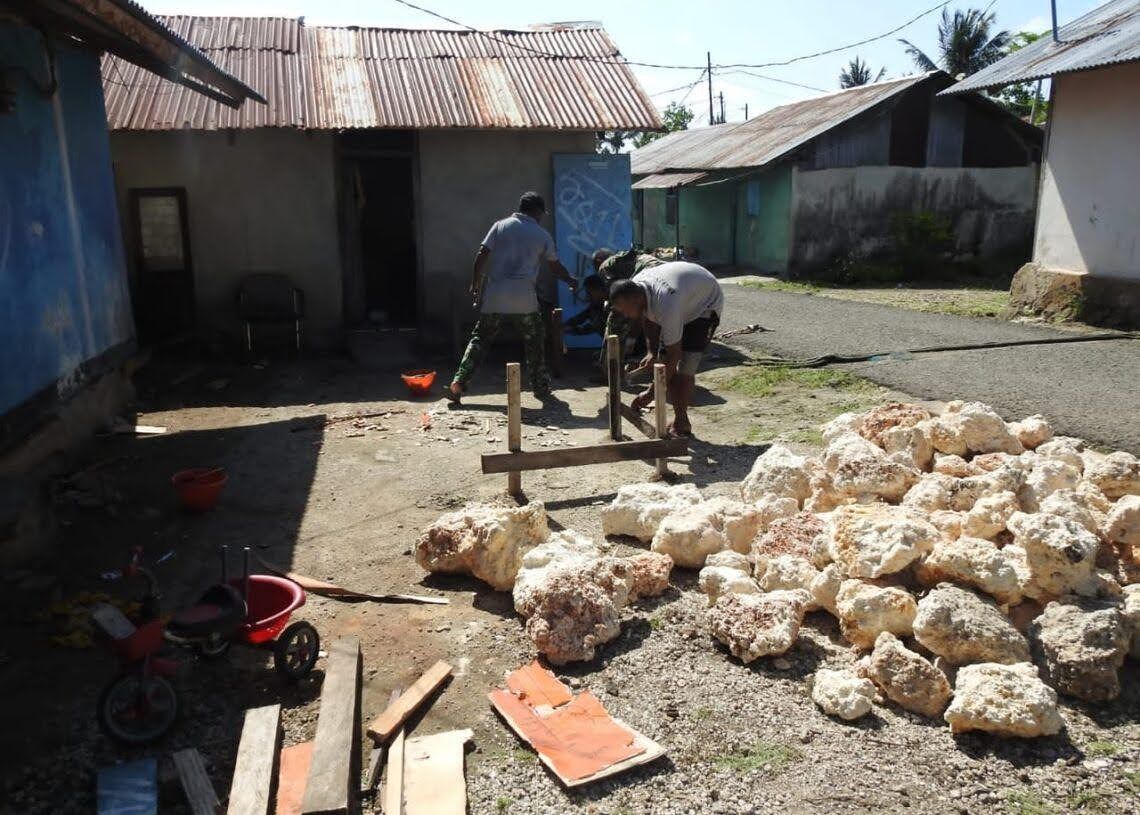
[1028,598,1129,702]
[856,402,932,445]
[961,491,1020,540]
[1084,450,1140,500]
[1008,415,1053,450]
[751,512,825,574]
[416,502,548,590]
[879,424,934,471]
[810,668,876,721]
[601,482,702,542]
[626,552,673,600]
[862,632,952,718]
[944,662,1063,737]
[1103,494,1140,548]
[1019,458,1081,512]
[921,400,1024,456]
[828,504,939,579]
[651,496,763,567]
[1040,488,1105,534]
[705,590,810,662]
[809,562,844,614]
[740,444,813,506]
[822,432,918,503]
[757,555,821,609]
[916,536,1028,605]
[835,580,918,648]
[698,553,759,606]
[912,583,1031,665]
[524,565,628,665]
[1006,512,1103,601]
[1035,436,1086,470]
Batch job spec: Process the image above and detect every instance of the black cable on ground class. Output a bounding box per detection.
[738,331,1136,369]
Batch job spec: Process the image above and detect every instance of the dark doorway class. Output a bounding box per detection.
[341,131,418,328]
[129,187,194,343]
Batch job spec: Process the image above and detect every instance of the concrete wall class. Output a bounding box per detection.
[734,164,793,274]
[1,23,133,417]
[790,165,1038,273]
[416,129,596,337]
[1034,62,1140,281]
[109,129,342,345]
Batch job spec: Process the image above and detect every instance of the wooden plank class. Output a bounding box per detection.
[275,742,314,815]
[367,661,453,743]
[172,749,219,815]
[506,363,522,496]
[226,704,281,815]
[606,335,621,441]
[619,403,657,440]
[403,730,472,815]
[382,726,405,815]
[481,437,688,474]
[301,637,362,815]
[364,690,400,794]
[654,363,669,478]
[257,558,448,605]
[97,759,157,815]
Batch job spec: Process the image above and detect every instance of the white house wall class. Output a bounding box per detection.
[1034,61,1140,281]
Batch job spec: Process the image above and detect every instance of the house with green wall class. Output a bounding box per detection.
[630,71,1043,276]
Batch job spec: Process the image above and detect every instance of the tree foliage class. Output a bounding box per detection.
[899,7,1010,78]
[597,102,695,154]
[993,32,1049,124]
[839,56,886,88]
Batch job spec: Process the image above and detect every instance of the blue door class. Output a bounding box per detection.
[551,154,633,349]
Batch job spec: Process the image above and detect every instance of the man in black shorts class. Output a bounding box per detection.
[607,261,723,437]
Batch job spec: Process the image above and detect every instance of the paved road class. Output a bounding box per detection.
[718,283,1140,453]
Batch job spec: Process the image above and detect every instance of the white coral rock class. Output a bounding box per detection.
[1084,451,1140,500]
[916,536,1029,605]
[944,662,1063,737]
[1007,511,1102,601]
[1009,415,1053,450]
[835,579,919,649]
[822,432,918,503]
[698,565,760,606]
[811,668,876,721]
[416,501,549,590]
[740,445,814,506]
[705,590,810,662]
[809,562,845,615]
[1103,495,1140,548]
[758,555,821,610]
[601,482,702,542]
[1020,459,1081,512]
[512,529,604,615]
[1035,436,1086,471]
[962,491,1020,540]
[828,504,940,579]
[879,424,935,471]
[651,496,763,568]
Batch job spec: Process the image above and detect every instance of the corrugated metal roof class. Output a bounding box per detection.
[631,172,708,189]
[101,15,661,131]
[942,0,1140,94]
[631,73,934,175]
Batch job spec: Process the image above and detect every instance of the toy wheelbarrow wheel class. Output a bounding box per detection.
[97,674,179,744]
[274,621,319,680]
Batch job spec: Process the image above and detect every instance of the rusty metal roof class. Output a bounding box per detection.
[942,0,1140,94]
[631,73,940,175]
[102,15,661,131]
[631,172,709,189]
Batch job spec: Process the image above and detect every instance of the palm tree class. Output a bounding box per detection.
[839,56,887,88]
[899,7,1011,79]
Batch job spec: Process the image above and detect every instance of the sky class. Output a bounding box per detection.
[143,0,1102,126]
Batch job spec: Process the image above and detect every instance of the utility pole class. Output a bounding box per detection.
[718,92,725,124]
[743,103,749,121]
[1050,0,1060,42]
[707,51,714,126]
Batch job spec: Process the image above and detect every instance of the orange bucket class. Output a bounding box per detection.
[401,369,436,396]
[172,467,228,512]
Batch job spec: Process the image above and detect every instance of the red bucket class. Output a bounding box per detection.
[401,369,436,396]
[172,467,228,512]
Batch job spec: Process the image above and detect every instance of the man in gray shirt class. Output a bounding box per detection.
[608,261,724,437]
[449,192,575,402]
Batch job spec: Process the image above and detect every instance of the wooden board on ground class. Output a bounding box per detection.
[227,704,282,815]
[403,729,472,815]
[258,558,447,605]
[618,403,657,440]
[364,690,401,794]
[172,748,219,815]
[301,637,362,815]
[366,661,453,743]
[481,437,687,474]
[383,726,405,815]
[97,759,157,815]
[275,741,313,815]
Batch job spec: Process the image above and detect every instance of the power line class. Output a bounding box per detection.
[649,70,706,97]
[721,69,829,93]
[390,0,951,71]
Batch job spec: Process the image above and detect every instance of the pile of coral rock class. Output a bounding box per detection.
[416,400,1139,738]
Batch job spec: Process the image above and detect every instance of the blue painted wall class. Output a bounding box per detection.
[0,22,133,416]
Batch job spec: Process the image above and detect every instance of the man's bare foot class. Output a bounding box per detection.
[667,422,693,439]
[446,381,463,403]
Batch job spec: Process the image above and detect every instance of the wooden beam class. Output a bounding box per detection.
[654,363,669,478]
[619,403,657,440]
[606,335,621,441]
[506,363,522,496]
[172,749,219,815]
[275,742,314,815]
[482,437,688,474]
[301,637,362,815]
[227,705,282,815]
[383,727,405,815]
[403,730,473,815]
[367,661,453,743]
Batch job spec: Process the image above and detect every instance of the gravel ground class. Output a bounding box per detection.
[719,281,1140,453]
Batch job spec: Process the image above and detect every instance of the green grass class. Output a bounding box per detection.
[1004,790,1057,815]
[511,747,534,763]
[783,427,825,446]
[1084,740,1119,758]
[647,615,664,631]
[725,366,877,399]
[741,279,821,295]
[692,706,714,721]
[713,741,803,773]
[1124,770,1140,790]
[740,277,1010,319]
[1067,790,1107,811]
[495,796,512,813]
[911,290,1010,318]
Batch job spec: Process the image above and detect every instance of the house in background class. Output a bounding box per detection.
[101,17,660,348]
[630,71,1042,276]
[943,0,1140,328]
[0,0,258,561]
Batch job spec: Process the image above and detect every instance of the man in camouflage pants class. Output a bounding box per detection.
[449,192,576,402]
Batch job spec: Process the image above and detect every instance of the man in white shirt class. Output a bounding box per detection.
[449,192,575,402]
[608,261,724,437]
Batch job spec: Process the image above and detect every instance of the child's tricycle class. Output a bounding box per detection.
[92,546,320,743]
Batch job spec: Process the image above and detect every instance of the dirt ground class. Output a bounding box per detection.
[1,332,1137,815]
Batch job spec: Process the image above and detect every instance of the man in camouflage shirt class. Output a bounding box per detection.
[593,248,663,365]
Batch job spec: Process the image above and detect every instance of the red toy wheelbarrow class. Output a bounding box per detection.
[93,546,320,744]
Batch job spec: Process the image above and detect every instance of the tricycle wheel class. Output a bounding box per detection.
[97,673,179,744]
[197,633,231,658]
[274,621,319,680]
